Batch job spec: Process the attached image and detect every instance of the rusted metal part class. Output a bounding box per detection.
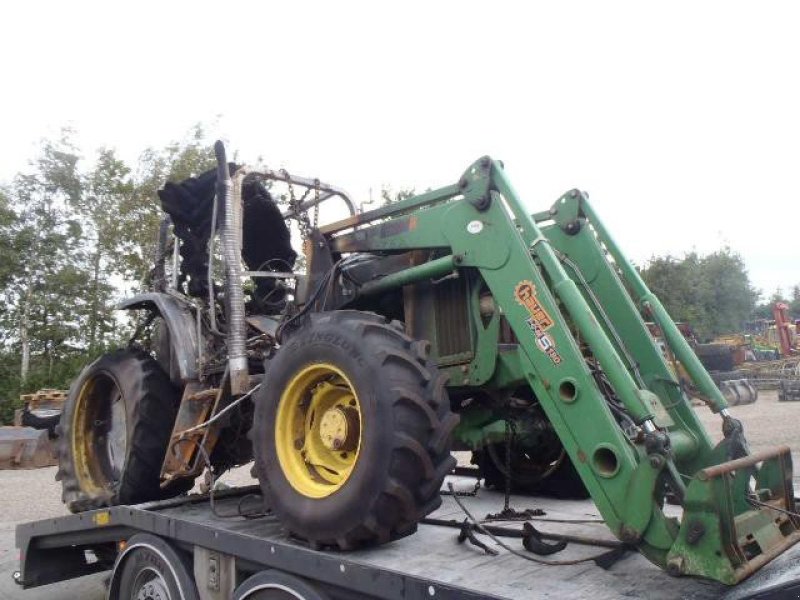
[698,445,791,480]
[237,168,356,220]
[0,427,57,469]
[319,183,461,235]
[161,383,220,483]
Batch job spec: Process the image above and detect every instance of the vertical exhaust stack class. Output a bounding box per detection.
[214,141,249,395]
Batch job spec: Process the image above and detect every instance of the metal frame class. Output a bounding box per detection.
[16,487,494,600]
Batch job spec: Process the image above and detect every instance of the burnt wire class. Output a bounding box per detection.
[169,437,269,520]
[275,258,342,342]
[447,483,622,565]
[746,495,800,520]
[276,253,369,341]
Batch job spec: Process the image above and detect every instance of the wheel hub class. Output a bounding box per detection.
[319,406,360,451]
[133,568,170,600]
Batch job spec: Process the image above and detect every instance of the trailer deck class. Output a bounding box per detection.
[15,475,800,599]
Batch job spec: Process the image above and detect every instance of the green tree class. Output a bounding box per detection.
[640,248,758,340]
[68,148,135,352]
[4,133,89,382]
[115,125,217,288]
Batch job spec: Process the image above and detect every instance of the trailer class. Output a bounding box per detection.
[14,475,800,600]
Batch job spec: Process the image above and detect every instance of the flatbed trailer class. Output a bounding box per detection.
[14,476,800,600]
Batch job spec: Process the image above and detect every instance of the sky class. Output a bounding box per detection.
[0,1,797,298]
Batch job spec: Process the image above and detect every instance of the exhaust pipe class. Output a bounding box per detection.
[214,141,249,395]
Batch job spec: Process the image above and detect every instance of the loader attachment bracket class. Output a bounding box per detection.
[667,446,800,584]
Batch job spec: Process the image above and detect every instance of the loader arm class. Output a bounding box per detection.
[321,157,800,583]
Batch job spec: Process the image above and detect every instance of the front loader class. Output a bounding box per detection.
[56,143,799,584]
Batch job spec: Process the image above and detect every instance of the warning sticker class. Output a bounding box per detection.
[514,280,562,365]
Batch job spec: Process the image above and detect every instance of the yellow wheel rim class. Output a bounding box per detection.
[275,363,363,499]
[71,375,128,495]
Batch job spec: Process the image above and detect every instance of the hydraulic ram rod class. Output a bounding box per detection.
[491,165,657,425]
[578,200,729,413]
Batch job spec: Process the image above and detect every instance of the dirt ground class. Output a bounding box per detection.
[0,390,797,599]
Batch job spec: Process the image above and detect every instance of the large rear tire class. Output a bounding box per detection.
[56,348,192,512]
[252,310,458,550]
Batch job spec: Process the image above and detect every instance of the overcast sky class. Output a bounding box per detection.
[1,1,797,297]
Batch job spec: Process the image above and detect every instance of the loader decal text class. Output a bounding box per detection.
[514,280,562,365]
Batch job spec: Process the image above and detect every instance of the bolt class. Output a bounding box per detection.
[649,454,664,469]
[294,439,304,450]
[332,438,343,450]
[666,556,685,577]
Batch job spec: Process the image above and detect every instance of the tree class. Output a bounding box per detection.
[640,248,758,340]
[115,125,217,288]
[74,148,134,351]
[4,133,88,382]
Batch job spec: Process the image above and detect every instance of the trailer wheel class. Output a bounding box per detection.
[235,570,329,600]
[110,533,198,600]
[56,348,193,512]
[252,311,457,550]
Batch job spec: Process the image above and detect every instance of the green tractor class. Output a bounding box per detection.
[57,142,799,583]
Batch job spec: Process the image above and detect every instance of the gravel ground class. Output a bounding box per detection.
[0,390,796,599]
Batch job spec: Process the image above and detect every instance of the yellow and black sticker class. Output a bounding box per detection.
[514,280,562,365]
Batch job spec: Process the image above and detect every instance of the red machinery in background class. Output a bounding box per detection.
[773,302,798,358]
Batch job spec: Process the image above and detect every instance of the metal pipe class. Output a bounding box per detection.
[356,255,459,297]
[170,229,180,291]
[578,200,728,414]
[243,169,356,217]
[215,141,249,395]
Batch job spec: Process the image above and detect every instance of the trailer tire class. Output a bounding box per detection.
[110,533,198,600]
[252,310,457,550]
[234,570,329,600]
[56,348,193,512]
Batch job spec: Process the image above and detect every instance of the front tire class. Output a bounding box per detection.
[252,311,458,550]
[56,348,192,512]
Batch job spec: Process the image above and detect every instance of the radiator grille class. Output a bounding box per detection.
[434,277,472,362]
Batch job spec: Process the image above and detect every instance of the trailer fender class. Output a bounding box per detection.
[234,569,329,600]
[108,533,199,600]
[118,292,198,384]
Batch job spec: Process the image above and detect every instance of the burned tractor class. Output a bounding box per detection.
[57,142,800,583]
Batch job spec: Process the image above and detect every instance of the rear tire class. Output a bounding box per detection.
[56,348,193,512]
[252,310,457,550]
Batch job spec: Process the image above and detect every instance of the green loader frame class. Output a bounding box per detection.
[312,156,800,584]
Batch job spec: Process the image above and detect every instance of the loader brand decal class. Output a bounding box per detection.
[514,280,562,365]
